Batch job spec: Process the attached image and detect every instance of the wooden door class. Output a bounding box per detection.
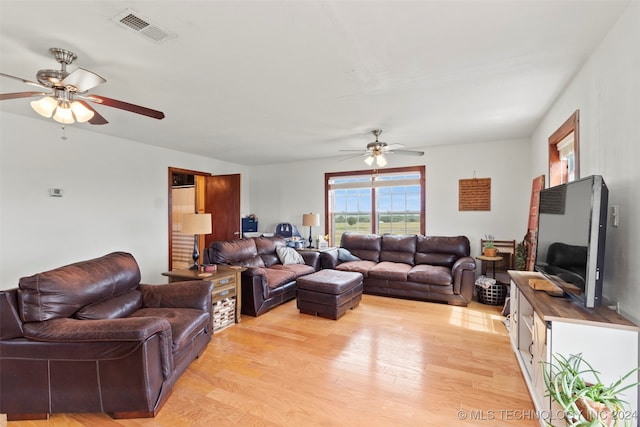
[525,175,545,271]
[205,174,241,246]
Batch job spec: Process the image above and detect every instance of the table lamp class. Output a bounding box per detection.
[302,213,320,249]
[182,213,212,269]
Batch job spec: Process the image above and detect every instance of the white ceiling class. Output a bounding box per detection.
[0,1,630,166]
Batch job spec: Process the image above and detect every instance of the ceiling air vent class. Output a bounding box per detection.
[111,9,176,43]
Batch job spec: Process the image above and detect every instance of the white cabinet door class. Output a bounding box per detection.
[550,321,639,416]
[509,283,519,346]
[532,312,550,415]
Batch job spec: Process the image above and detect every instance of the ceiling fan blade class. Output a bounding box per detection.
[384,143,405,150]
[388,149,425,156]
[0,72,48,89]
[339,152,369,162]
[62,68,106,93]
[0,91,48,100]
[76,100,109,125]
[339,149,368,153]
[86,94,165,120]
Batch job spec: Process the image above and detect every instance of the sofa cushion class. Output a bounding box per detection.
[270,263,316,277]
[335,260,378,277]
[414,253,458,268]
[18,252,141,323]
[341,233,381,262]
[416,235,469,257]
[263,269,297,290]
[75,290,143,320]
[276,246,305,265]
[368,261,413,281]
[379,235,416,265]
[407,264,453,286]
[255,236,287,267]
[210,238,265,268]
[130,307,210,353]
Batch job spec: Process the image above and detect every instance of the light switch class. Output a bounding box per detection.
[611,205,619,227]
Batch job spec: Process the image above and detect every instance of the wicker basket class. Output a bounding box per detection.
[213,297,236,332]
[477,283,507,306]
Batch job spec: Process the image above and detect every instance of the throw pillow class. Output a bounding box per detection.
[276,246,305,265]
[338,248,361,262]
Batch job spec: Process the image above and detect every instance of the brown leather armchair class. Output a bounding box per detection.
[0,252,213,421]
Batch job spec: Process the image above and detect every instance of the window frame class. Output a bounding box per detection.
[324,165,426,245]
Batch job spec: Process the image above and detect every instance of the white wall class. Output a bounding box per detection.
[0,112,251,288]
[249,137,532,259]
[530,2,640,323]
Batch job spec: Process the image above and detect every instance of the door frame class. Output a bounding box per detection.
[168,167,211,271]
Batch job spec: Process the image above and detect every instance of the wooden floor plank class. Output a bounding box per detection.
[4,295,538,426]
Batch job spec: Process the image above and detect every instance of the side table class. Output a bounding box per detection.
[475,255,503,280]
[162,266,245,331]
[475,255,507,306]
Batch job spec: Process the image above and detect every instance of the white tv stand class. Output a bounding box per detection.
[508,271,639,426]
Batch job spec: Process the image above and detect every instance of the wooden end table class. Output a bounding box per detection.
[162,265,245,329]
[475,255,503,280]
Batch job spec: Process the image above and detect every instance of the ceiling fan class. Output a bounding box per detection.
[340,129,424,167]
[0,47,165,125]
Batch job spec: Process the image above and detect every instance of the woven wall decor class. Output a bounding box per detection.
[459,178,491,211]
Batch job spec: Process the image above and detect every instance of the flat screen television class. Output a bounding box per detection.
[534,175,608,307]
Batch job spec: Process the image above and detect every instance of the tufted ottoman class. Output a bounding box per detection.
[296,270,363,320]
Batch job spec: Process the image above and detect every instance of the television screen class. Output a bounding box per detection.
[534,175,608,307]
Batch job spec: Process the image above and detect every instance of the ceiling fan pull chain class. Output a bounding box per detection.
[60,124,68,140]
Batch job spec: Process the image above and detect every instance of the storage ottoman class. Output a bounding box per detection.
[296,270,363,320]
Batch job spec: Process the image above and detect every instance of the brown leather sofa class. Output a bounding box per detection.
[320,233,476,306]
[204,236,320,316]
[0,252,213,421]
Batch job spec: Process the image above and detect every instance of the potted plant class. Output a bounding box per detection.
[483,234,498,256]
[514,240,527,270]
[543,353,639,426]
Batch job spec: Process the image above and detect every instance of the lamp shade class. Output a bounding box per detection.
[182,213,212,235]
[70,101,95,123]
[31,96,58,118]
[302,213,320,227]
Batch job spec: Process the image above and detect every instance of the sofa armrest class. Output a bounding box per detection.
[452,256,476,301]
[299,251,320,270]
[242,267,267,278]
[140,281,214,312]
[319,248,339,269]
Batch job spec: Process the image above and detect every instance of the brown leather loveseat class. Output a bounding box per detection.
[321,233,476,306]
[204,235,320,316]
[0,252,213,421]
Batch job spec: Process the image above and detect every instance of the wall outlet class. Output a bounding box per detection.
[49,188,64,197]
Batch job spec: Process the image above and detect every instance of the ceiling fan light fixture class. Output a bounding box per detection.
[30,96,58,118]
[53,100,75,124]
[70,101,94,122]
[376,154,387,167]
[364,155,375,166]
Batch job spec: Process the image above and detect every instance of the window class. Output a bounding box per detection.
[549,110,579,186]
[325,166,425,245]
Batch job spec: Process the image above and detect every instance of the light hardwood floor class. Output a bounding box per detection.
[7,295,539,427]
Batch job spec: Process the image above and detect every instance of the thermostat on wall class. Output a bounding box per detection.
[49,188,64,197]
